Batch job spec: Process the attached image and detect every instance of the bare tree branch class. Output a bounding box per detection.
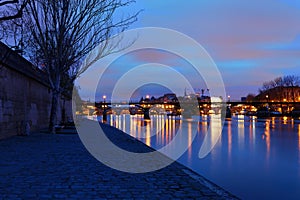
[259,75,300,102]
[0,0,18,7]
[0,0,29,21]
[4,0,141,132]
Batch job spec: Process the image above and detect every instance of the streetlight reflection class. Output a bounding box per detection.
[298,124,300,162]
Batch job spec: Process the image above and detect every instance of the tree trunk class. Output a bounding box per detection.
[61,98,66,124]
[49,90,60,134]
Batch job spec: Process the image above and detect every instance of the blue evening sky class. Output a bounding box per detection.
[79,0,300,101]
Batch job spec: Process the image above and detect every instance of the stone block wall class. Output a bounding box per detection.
[0,42,72,139]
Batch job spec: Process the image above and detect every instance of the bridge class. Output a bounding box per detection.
[89,101,300,120]
[95,101,300,108]
[227,101,300,107]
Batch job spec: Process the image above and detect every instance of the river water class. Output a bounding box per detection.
[95,114,300,199]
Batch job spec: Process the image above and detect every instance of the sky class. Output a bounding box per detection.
[78,0,300,101]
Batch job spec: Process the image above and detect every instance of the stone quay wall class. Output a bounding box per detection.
[0,42,72,139]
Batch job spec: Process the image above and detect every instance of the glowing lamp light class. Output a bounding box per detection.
[102,95,107,103]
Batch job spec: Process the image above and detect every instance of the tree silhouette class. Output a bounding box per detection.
[0,0,29,21]
[2,0,140,133]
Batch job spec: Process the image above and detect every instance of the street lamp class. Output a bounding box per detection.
[266,95,269,103]
[103,95,107,103]
[227,95,231,102]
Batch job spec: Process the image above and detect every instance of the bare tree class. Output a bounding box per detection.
[283,75,300,102]
[273,76,284,101]
[0,0,29,21]
[10,0,140,133]
[260,80,275,93]
[246,93,256,102]
[1,18,26,53]
[259,75,300,102]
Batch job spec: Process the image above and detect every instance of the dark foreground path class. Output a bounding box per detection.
[0,123,238,199]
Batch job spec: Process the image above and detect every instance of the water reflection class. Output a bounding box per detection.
[210,115,223,149]
[237,115,245,149]
[283,116,288,125]
[298,124,300,164]
[119,115,184,148]
[263,120,271,164]
[271,117,276,129]
[252,117,256,140]
[123,116,126,132]
[227,120,232,159]
[95,114,300,199]
[160,116,165,145]
[145,120,151,146]
[186,122,192,160]
[249,117,255,149]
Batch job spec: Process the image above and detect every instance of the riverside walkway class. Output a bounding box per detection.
[0,123,238,199]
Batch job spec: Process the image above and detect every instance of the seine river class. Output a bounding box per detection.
[95,114,300,199]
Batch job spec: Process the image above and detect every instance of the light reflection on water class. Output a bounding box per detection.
[264,120,271,164]
[238,115,245,150]
[227,120,232,162]
[298,124,300,165]
[96,114,300,199]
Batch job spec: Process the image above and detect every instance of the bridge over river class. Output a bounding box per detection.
[91,101,300,119]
